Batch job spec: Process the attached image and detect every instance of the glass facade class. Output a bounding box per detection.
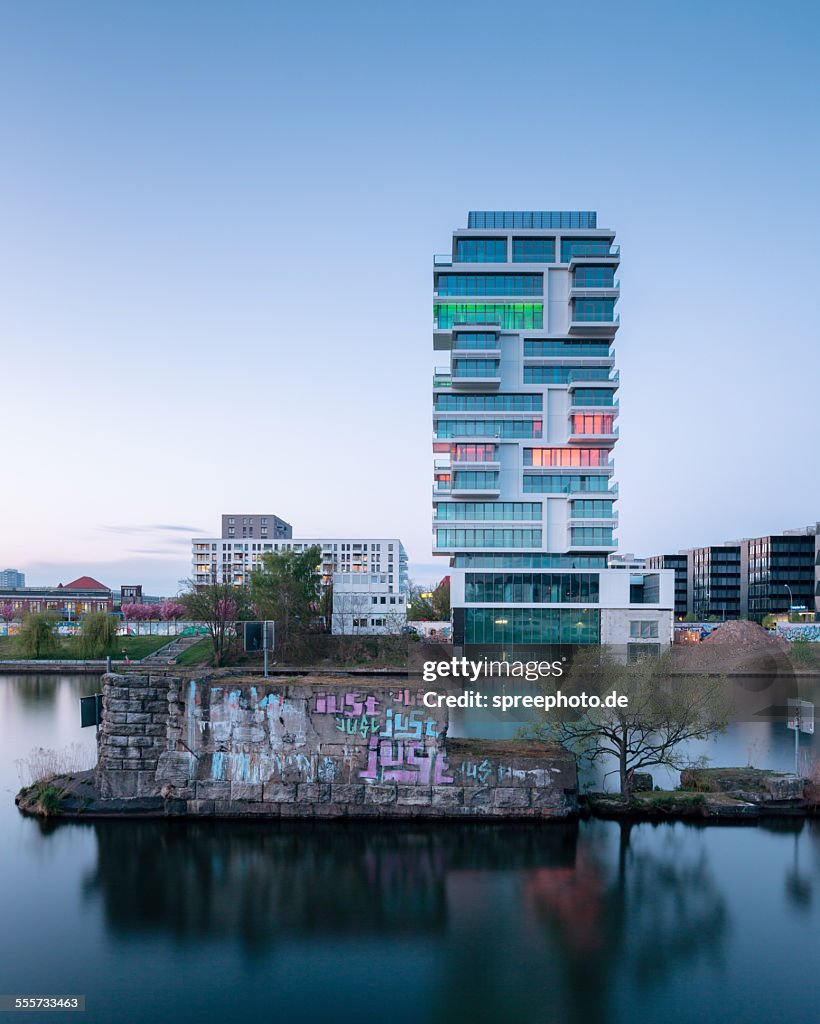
[512,238,555,263]
[434,212,620,650]
[435,394,543,412]
[435,502,542,521]
[436,274,542,296]
[525,448,610,467]
[561,238,615,261]
[455,554,607,569]
[573,266,615,287]
[570,527,615,546]
[570,500,615,518]
[570,414,616,434]
[453,332,499,350]
[451,444,497,462]
[524,366,613,384]
[452,359,500,378]
[464,607,600,644]
[524,339,611,357]
[437,419,542,439]
[468,211,597,229]
[436,529,542,548]
[571,387,617,406]
[452,471,499,489]
[573,299,617,322]
[456,238,506,263]
[523,474,613,493]
[434,304,543,329]
[465,573,599,604]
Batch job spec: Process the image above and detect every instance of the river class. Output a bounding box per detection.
[1,673,818,1024]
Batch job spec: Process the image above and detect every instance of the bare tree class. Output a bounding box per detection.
[526,647,732,800]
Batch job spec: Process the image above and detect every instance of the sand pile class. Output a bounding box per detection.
[672,619,791,675]
[701,620,788,650]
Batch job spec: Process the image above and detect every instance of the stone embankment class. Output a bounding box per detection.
[17,671,578,820]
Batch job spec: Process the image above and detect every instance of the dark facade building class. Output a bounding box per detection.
[691,545,741,620]
[744,534,815,621]
[220,514,292,540]
[645,553,688,617]
[648,524,820,622]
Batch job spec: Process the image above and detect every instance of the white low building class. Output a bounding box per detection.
[331,573,408,635]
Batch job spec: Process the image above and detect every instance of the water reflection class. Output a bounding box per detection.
[82,822,578,945]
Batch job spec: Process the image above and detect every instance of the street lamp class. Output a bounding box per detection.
[784,584,794,621]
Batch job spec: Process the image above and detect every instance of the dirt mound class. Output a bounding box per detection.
[702,620,787,649]
[672,619,791,676]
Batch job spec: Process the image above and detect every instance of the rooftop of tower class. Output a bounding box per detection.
[467,211,597,229]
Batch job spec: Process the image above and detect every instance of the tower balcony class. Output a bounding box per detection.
[567,428,619,443]
[567,369,620,389]
[569,283,620,300]
[567,246,620,267]
[568,314,620,335]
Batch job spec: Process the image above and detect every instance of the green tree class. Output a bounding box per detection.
[16,613,59,659]
[761,613,777,631]
[179,577,250,667]
[407,583,435,621]
[249,546,322,662]
[683,612,698,623]
[78,612,120,658]
[432,577,451,620]
[524,647,731,800]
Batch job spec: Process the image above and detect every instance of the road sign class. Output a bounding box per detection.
[80,693,103,728]
[787,699,814,734]
[244,621,263,652]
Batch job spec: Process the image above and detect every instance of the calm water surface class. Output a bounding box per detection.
[1,673,819,1024]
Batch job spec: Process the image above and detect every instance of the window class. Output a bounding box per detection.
[465,573,599,604]
[435,528,541,548]
[435,394,542,412]
[573,266,615,287]
[525,448,610,467]
[464,606,600,644]
[570,414,615,435]
[570,500,615,518]
[512,237,556,262]
[561,238,615,262]
[436,274,542,296]
[452,359,500,378]
[437,419,542,439]
[435,502,542,521]
[573,299,617,322]
[524,366,613,384]
[469,211,596,229]
[455,238,507,263]
[571,387,617,407]
[452,471,498,489]
[524,339,611,357]
[452,444,497,462]
[570,527,615,546]
[523,474,612,493]
[434,304,543,329]
[453,332,499,350]
[454,554,607,568]
[630,620,659,639]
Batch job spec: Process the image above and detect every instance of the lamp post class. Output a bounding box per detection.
[784,584,794,622]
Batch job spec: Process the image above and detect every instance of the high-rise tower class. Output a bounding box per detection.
[433,211,630,653]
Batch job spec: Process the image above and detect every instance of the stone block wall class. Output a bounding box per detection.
[98,673,578,819]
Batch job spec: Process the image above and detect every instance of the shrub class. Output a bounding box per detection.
[78,611,119,658]
[15,613,59,658]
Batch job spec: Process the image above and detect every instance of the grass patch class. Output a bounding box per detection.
[172,638,213,667]
[0,634,173,661]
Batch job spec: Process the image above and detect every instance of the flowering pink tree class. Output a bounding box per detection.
[1,602,15,634]
[159,600,186,634]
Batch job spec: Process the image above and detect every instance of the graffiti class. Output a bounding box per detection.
[457,759,492,785]
[382,708,440,741]
[335,715,380,739]
[314,691,379,717]
[778,624,820,642]
[361,736,453,784]
[209,749,341,784]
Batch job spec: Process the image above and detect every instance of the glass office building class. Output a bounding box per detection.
[432,212,633,653]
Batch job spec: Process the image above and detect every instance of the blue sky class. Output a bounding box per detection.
[2,1,819,593]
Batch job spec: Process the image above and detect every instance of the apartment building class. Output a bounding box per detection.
[432,210,673,655]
